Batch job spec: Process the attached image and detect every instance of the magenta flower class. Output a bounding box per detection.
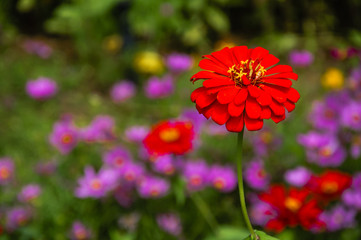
[342,172,361,210]
[110,80,136,103]
[0,157,14,185]
[298,131,346,167]
[182,160,209,192]
[165,53,193,73]
[284,167,311,187]
[102,147,132,169]
[249,198,276,226]
[6,207,31,231]
[75,166,119,198]
[319,205,356,231]
[349,65,361,93]
[180,108,207,132]
[80,115,115,143]
[244,160,270,190]
[340,101,361,130]
[288,50,314,67]
[22,40,53,59]
[157,213,182,236]
[125,125,149,143]
[18,184,42,203]
[137,175,170,198]
[144,75,174,99]
[26,77,58,100]
[49,120,79,154]
[70,221,92,240]
[152,155,177,176]
[208,165,237,192]
[250,128,282,157]
[119,162,145,184]
[309,101,340,132]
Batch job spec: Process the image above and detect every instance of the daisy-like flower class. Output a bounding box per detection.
[191,46,299,132]
[143,120,194,156]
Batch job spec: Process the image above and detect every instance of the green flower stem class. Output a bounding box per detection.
[191,193,218,234]
[237,130,257,240]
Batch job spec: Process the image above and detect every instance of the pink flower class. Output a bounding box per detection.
[26,77,58,100]
[49,120,79,155]
[208,165,237,192]
[110,80,136,103]
[244,160,270,190]
[144,75,174,99]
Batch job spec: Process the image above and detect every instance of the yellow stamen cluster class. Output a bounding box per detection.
[227,60,267,87]
[284,197,302,212]
[321,182,339,194]
[159,128,180,142]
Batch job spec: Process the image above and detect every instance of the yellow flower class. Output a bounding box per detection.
[321,68,344,89]
[103,34,123,54]
[134,51,164,75]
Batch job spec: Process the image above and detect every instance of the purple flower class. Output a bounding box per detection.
[288,50,314,67]
[144,75,174,99]
[351,135,361,159]
[208,165,237,192]
[182,160,209,192]
[18,184,42,203]
[244,160,270,190]
[26,77,58,100]
[49,120,79,154]
[284,167,311,187]
[249,198,275,226]
[6,207,31,231]
[119,162,144,184]
[298,131,346,167]
[102,147,132,169]
[205,122,228,136]
[22,40,53,59]
[80,115,115,143]
[125,125,149,143]
[137,175,170,198]
[75,166,119,198]
[250,128,282,157]
[0,157,14,185]
[110,80,136,103]
[165,53,193,73]
[180,108,207,132]
[308,100,340,132]
[349,65,361,92]
[114,184,134,207]
[70,221,92,240]
[340,101,361,130]
[152,155,177,176]
[342,172,361,210]
[319,205,356,231]
[157,213,182,236]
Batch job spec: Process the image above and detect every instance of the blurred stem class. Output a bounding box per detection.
[237,130,257,240]
[191,193,218,234]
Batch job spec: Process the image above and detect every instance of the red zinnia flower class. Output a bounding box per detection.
[143,120,194,156]
[190,46,300,132]
[259,185,324,233]
[306,170,352,203]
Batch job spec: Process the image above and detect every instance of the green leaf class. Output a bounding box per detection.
[255,230,280,240]
[204,6,230,33]
[17,0,35,12]
[205,226,249,240]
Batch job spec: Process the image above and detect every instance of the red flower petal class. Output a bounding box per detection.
[262,79,292,88]
[228,101,245,117]
[265,65,293,75]
[284,100,296,112]
[251,47,269,60]
[211,103,230,125]
[195,93,217,108]
[210,47,235,67]
[191,71,221,82]
[247,85,262,98]
[196,104,214,119]
[244,114,263,131]
[287,87,301,103]
[191,87,206,102]
[199,59,229,76]
[261,85,287,103]
[246,97,262,119]
[270,99,286,116]
[271,112,286,123]
[261,54,279,68]
[226,114,244,132]
[261,106,272,119]
[257,90,272,106]
[206,86,234,94]
[217,87,239,104]
[234,88,248,105]
[203,78,234,88]
[242,75,251,85]
[232,46,249,62]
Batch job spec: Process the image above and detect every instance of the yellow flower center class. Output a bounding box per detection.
[284,197,302,212]
[190,175,202,186]
[213,178,225,190]
[150,188,159,197]
[90,179,102,190]
[319,147,332,157]
[321,181,339,194]
[75,229,87,240]
[0,167,10,179]
[228,59,266,87]
[61,134,73,144]
[159,128,180,142]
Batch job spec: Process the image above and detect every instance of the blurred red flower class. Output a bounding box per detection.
[306,170,352,203]
[259,185,324,233]
[191,46,299,132]
[143,121,194,156]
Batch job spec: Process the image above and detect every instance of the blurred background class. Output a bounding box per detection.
[1,0,361,239]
